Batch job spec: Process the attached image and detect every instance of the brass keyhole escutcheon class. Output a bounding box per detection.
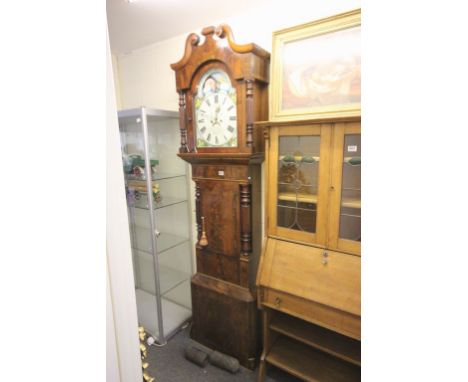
[322,251,328,265]
[274,297,282,307]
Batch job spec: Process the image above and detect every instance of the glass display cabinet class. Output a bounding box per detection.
[257,118,361,382]
[118,107,194,345]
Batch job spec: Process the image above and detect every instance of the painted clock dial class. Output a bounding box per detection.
[194,69,237,148]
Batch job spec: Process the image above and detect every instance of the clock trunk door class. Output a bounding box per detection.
[197,180,240,257]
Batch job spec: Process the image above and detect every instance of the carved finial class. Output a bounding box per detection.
[201,26,216,36]
[171,24,269,73]
[214,24,228,38]
[170,32,201,70]
[215,24,269,57]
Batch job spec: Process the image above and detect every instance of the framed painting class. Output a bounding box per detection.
[270,9,361,121]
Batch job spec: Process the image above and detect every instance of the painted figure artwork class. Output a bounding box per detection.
[281,26,361,111]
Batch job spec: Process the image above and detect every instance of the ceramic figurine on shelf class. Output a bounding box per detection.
[126,182,162,205]
[152,184,162,204]
[122,153,160,180]
[132,165,145,179]
[126,188,141,204]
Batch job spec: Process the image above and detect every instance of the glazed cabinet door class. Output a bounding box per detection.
[328,122,361,255]
[268,125,331,246]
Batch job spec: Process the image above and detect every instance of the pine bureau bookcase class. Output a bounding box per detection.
[256,117,361,382]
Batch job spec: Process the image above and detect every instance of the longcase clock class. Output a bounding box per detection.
[171,25,269,369]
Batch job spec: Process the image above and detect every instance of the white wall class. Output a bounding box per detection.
[111,53,123,110]
[107,32,143,382]
[115,0,360,110]
[107,262,121,382]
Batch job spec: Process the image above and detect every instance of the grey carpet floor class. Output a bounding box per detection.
[145,325,302,382]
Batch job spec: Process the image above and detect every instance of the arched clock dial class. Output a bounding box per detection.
[194,69,238,148]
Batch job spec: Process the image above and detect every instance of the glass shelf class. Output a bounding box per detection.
[278,155,320,162]
[129,196,188,210]
[131,226,189,255]
[135,288,192,340]
[341,197,361,209]
[126,172,186,181]
[134,252,191,295]
[278,192,360,209]
[279,191,317,204]
[159,265,191,296]
[278,182,317,188]
[343,156,361,166]
[341,212,361,218]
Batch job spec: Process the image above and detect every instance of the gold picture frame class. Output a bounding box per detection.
[270,9,361,121]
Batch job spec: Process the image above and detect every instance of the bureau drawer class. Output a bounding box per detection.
[262,288,361,340]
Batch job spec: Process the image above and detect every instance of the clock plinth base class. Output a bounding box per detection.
[190,273,259,370]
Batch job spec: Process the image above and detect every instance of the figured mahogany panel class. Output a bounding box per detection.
[196,248,239,284]
[197,179,240,257]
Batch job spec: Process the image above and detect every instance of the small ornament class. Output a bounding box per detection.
[138,326,155,381]
[133,166,145,179]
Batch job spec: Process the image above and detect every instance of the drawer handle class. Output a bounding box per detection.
[274,297,282,308]
[322,251,328,265]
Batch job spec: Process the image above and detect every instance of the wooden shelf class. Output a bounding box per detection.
[266,336,360,382]
[270,313,360,366]
[278,192,360,209]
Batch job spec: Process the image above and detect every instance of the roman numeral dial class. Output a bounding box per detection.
[195,91,237,148]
